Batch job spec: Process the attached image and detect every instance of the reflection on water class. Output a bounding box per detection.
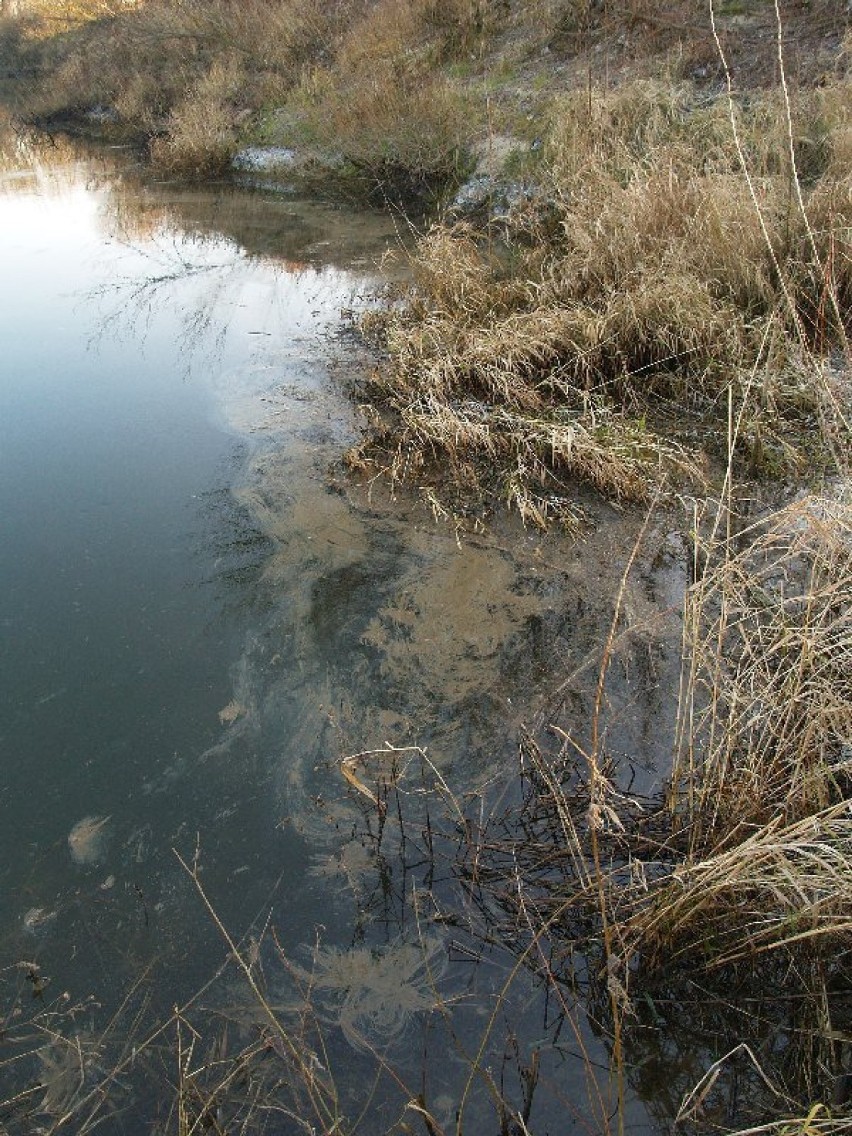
[0,128,678,1133]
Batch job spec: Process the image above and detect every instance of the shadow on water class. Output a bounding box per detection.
[0,124,713,1135]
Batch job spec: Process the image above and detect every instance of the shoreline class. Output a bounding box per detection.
[2,3,852,1129]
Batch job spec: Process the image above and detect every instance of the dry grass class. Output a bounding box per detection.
[270,0,494,203]
[288,64,474,206]
[633,491,850,956]
[672,492,852,843]
[349,76,852,523]
[623,489,852,1113]
[1,0,360,159]
[631,800,852,968]
[149,56,244,175]
[0,0,488,192]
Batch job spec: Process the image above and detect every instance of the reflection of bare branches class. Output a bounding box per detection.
[84,232,242,374]
[82,222,365,387]
[0,126,82,187]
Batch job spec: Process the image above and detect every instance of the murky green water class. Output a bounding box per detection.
[0,131,678,1133]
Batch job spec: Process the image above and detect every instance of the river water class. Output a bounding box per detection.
[0,130,686,1133]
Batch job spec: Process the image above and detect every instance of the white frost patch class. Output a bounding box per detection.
[231,147,297,172]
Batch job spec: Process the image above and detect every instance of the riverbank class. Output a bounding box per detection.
[0,1,848,200]
[2,4,852,1133]
[6,2,849,513]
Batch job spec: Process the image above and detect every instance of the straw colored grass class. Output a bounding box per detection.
[611,492,852,1111]
[575,490,852,966]
[1,0,484,194]
[630,801,852,969]
[672,492,852,843]
[1,0,357,155]
[289,66,473,206]
[150,56,244,175]
[350,76,851,523]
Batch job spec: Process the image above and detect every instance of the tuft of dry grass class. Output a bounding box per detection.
[289,65,474,206]
[630,800,852,969]
[672,492,852,845]
[350,77,852,523]
[551,490,852,969]
[149,56,244,174]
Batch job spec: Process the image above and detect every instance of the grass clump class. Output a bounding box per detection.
[350,76,852,524]
[625,491,852,1114]
[627,490,852,962]
[262,0,495,205]
[287,66,474,208]
[148,56,246,176]
[672,493,852,841]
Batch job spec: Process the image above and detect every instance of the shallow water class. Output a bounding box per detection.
[0,131,686,1133]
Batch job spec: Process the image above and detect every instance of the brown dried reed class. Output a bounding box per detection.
[672,492,852,845]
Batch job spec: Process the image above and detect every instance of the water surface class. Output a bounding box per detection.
[0,131,677,1133]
